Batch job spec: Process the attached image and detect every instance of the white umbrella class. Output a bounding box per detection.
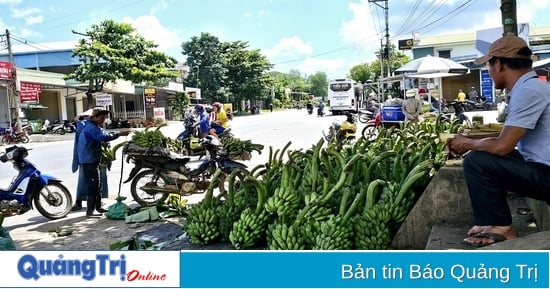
[395,55,470,77]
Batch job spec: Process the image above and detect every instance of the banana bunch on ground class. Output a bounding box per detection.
[130,129,166,148]
[100,141,129,166]
[313,215,353,250]
[267,223,305,250]
[223,137,264,154]
[184,203,219,246]
[182,169,224,246]
[229,177,269,250]
[352,211,391,250]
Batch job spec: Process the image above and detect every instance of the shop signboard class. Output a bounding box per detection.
[0,61,12,80]
[145,87,156,108]
[480,69,494,103]
[95,94,113,106]
[153,107,165,120]
[19,82,41,103]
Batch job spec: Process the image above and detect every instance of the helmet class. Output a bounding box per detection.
[213,102,222,109]
[194,104,204,111]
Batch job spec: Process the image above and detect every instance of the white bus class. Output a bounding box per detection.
[327,79,359,115]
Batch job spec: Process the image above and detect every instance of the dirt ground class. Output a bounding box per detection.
[5,206,186,250]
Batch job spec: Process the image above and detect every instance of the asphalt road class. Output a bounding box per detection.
[1,109,356,229]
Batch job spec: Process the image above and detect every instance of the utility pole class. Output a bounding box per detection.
[5,29,22,132]
[369,0,390,98]
[500,0,518,36]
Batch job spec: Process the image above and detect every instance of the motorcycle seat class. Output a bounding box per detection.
[171,156,191,164]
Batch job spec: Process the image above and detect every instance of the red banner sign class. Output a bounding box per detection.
[0,61,12,80]
[19,82,42,103]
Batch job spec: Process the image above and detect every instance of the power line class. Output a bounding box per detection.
[413,0,478,33]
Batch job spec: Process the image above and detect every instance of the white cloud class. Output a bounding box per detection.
[263,36,313,58]
[19,27,42,38]
[340,0,380,53]
[297,58,347,77]
[150,0,174,15]
[25,15,43,25]
[122,15,183,52]
[10,7,41,18]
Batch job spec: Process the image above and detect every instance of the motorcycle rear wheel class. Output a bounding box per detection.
[1,136,9,145]
[19,135,30,144]
[34,182,72,219]
[55,128,66,135]
[362,124,379,141]
[130,169,169,206]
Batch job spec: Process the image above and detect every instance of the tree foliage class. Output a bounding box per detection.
[307,72,328,100]
[349,44,411,83]
[181,32,226,101]
[67,19,178,108]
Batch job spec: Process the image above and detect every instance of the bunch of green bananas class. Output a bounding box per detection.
[100,141,129,166]
[229,208,269,249]
[184,203,219,246]
[267,223,305,250]
[131,130,165,147]
[165,137,183,153]
[216,204,240,242]
[223,137,264,154]
[352,206,392,250]
[312,215,353,250]
[264,186,299,218]
[229,177,269,250]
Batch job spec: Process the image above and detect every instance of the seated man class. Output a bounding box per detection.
[209,102,228,137]
[447,36,550,247]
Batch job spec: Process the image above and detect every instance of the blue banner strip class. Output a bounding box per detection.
[180,251,549,288]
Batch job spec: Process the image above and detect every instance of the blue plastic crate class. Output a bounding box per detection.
[381,105,405,121]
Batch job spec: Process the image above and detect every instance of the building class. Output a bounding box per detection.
[403,24,550,102]
[0,41,186,127]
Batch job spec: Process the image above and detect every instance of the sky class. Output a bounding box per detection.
[1,0,550,79]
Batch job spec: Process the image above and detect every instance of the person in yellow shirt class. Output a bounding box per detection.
[457,89,466,102]
[210,102,228,137]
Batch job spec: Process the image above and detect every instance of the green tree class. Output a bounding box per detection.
[173,92,189,119]
[222,41,272,109]
[181,32,226,101]
[68,19,178,109]
[349,63,373,84]
[307,71,328,100]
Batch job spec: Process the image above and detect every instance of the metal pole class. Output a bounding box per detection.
[6,29,22,133]
[500,0,518,36]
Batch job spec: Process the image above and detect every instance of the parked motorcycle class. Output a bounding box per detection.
[63,120,76,133]
[361,111,382,141]
[0,146,72,219]
[357,109,375,123]
[123,135,248,206]
[41,120,65,135]
[1,127,30,145]
[323,112,357,149]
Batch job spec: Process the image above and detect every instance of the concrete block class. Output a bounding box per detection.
[476,230,550,250]
[391,166,474,249]
[525,198,550,231]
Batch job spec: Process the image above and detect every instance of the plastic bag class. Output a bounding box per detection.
[106,197,130,220]
[0,227,17,250]
[496,102,508,123]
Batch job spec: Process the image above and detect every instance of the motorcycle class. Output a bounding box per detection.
[177,112,233,157]
[357,109,375,123]
[317,106,325,117]
[63,120,76,133]
[361,111,382,141]
[323,113,357,149]
[1,127,30,145]
[41,120,65,135]
[0,146,72,219]
[306,103,314,115]
[123,135,248,206]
